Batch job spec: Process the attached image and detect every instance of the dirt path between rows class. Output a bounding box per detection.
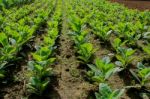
[53,1,94,99]
[110,0,150,10]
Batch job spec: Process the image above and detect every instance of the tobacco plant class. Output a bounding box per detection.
[27,59,54,95]
[142,44,150,57]
[115,47,136,69]
[73,34,88,48]
[0,33,17,62]
[95,83,125,99]
[77,43,95,63]
[111,38,127,53]
[95,25,112,42]
[69,14,86,35]
[87,56,121,83]
[27,46,55,95]
[137,62,150,86]
[32,46,54,61]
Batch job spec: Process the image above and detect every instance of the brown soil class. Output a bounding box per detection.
[0,62,27,99]
[110,0,150,10]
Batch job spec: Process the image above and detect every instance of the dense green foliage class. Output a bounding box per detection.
[0,0,34,9]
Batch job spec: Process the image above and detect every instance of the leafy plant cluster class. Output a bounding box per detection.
[111,38,150,89]
[0,0,54,81]
[95,83,125,99]
[68,0,150,98]
[87,56,121,83]
[86,55,125,98]
[136,62,150,86]
[88,0,149,46]
[0,0,34,10]
[0,0,48,32]
[27,0,62,95]
[110,38,136,70]
[1,0,44,24]
[69,14,95,63]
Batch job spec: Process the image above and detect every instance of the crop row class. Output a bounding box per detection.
[26,0,62,96]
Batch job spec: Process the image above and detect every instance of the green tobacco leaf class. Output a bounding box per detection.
[78,43,94,63]
[137,62,145,69]
[115,61,123,67]
[143,45,150,55]
[95,83,124,99]
[110,89,125,99]
[112,38,121,48]
[127,57,135,64]
[95,58,105,70]
[32,53,43,61]
[116,55,125,65]
[137,63,150,86]
[32,46,52,61]
[105,69,114,80]
[102,56,111,64]
[47,58,56,64]
[43,37,55,46]
[126,48,135,56]
[88,64,102,75]
[41,80,49,92]
[0,33,9,46]
[81,43,93,52]
[139,68,150,78]
[97,83,112,99]
[34,64,43,72]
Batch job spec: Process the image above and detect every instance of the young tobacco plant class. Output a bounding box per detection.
[27,59,54,95]
[115,47,136,69]
[0,33,18,61]
[43,37,55,47]
[0,33,9,47]
[137,62,150,86]
[142,44,150,57]
[111,38,127,53]
[91,21,112,42]
[32,46,54,62]
[87,56,121,83]
[95,83,125,99]
[69,14,86,34]
[74,34,88,48]
[77,43,95,63]
[27,46,55,95]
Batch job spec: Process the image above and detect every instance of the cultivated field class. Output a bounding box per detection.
[0,0,150,99]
